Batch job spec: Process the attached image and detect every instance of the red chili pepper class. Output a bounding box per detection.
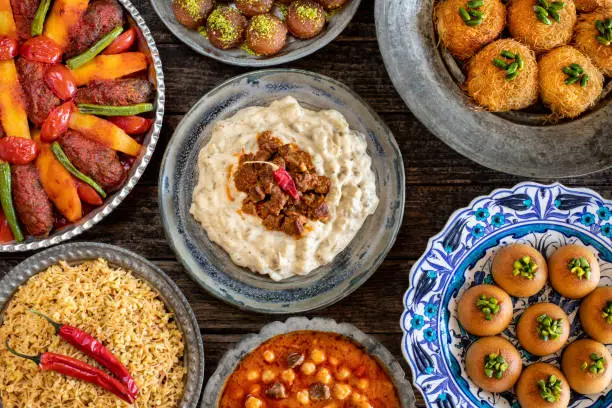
[107,115,153,135]
[5,340,135,404]
[44,65,77,101]
[40,101,74,143]
[76,182,103,206]
[273,167,300,201]
[20,36,62,64]
[0,211,14,243]
[0,37,19,61]
[102,27,137,55]
[0,137,40,164]
[30,310,138,398]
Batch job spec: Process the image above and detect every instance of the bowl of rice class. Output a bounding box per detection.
[0,242,204,407]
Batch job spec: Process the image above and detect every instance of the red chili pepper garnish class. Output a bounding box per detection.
[0,37,19,61]
[0,137,40,164]
[102,27,137,55]
[30,310,138,399]
[273,167,300,201]
[44,65,77,101]
[107,115,153,135]
[20,36,62,64]
[5,340,135,404]
[40,101,74,143]
[76,182,103,206]
[0,211,14,243]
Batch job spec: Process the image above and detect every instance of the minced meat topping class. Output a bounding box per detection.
[234,131,331,237]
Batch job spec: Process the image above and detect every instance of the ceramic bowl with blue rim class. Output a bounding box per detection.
[159,69,404,314]
[401,182,611,408]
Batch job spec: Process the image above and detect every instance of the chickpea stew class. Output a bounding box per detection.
[219,331,401,408]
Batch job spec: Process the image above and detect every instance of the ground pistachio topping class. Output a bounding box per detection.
[537,375,562,403]
[536,313,563,341]
[602,301,612,324]
[458,0,485,26]
[208,8,241,43]
[595,18,612,46]
[511,255,538,279]
[581,353,606,374]
[492,50,525,80]
[249,14,277,39]
[533,0,566,25]
[476,294,501,320]
[296,4,321,21]
[484,353,509,379]
[177,0,204,19]
[567,255,591,278]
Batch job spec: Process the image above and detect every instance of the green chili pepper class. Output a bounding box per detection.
[66,26,124,70]
[77,103,154,116]
[0,162,24,242]
[50,143,107,199]
[30,0,52,37]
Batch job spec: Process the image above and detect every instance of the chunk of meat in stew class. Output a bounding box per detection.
[233,131,331,237]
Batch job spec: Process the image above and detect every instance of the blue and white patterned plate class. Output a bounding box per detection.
[401,182,612,408]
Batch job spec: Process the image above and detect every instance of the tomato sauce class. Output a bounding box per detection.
[220,331,401,408]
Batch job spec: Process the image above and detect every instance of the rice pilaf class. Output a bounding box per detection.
[0,259,186,407]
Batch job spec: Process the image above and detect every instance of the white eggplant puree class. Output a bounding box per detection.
[190,97,378,281]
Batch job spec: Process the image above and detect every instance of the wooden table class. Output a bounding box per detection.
[1,0,610,405]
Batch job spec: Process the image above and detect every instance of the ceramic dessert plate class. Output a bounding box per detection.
[375,0,611,178]
[159,69,404,314]
[401,182,611,408]
[150,0,361,66]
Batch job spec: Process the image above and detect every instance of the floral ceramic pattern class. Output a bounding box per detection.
[401,182,612,408]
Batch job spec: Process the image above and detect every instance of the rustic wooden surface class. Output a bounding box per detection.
[1,0,611,406]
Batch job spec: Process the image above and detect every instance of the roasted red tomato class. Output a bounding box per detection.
[20,36,62,64]
[40,102,74,143]
[44,65,77,100]
[76,182,103,206]
[0,37,19,61]
[107,115,153,135]
[0,137,40,164]
[103,27,137,55]
[0,211,13,243]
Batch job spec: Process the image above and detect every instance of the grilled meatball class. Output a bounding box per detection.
[9,0,40,43]
[15,58,61,127]
[75,79,154,106]
[60,131,127,192]
[66,0,125,57]
[11,164,54,237]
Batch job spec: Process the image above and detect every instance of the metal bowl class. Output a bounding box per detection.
[0,242,205,408]
[201,317,416,407]
[375,0,611,178]
[149,0,362,67]
[159,69,405,314]
[0,0,165,252]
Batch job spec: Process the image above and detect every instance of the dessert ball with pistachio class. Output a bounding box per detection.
[508,0,577,53]
[467,39,539,111]
[235,0,274,17]
[491,243,548,297]
[317,0,350,10]
[573,11,612,76]
[579,286,612,344]
[206,6,248,50]
[561,338,612,394]
[548,243,601,296]
[516,363,570,408]
[435,0,507,60]
[516,303,570,356]
[173,0,216,29]
[465,336,523,393]
[246,14,288,56]
[574,0,608,12]
[456,284,513,336]
[287,0,326,39]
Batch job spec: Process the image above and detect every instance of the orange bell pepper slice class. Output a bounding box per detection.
[68,112,142,156]
[70,52,148,86]
[34,130,82,222]
[43,0,89,51]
